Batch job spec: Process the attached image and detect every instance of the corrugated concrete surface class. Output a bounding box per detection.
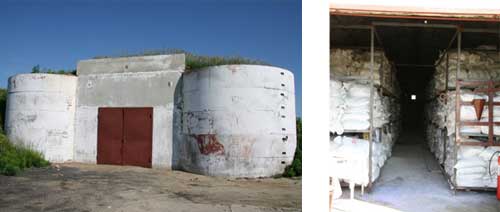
[5,74,77,162]
[180,65,297,177]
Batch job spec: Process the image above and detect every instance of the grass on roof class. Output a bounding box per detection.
[93,49,269,71]
[30,65,76,75]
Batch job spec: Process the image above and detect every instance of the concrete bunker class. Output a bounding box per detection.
[180,65,297,177]
[5,54,297,177]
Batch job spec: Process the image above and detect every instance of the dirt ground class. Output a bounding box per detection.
[0,163,301,212]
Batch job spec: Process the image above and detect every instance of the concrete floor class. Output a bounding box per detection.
[336,130,500,212]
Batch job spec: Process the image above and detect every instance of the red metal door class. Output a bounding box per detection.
[122,108,153,168]
[97,108,123,165]
[97,107,153,168]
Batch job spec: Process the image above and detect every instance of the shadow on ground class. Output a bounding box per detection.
[0,163,301,212]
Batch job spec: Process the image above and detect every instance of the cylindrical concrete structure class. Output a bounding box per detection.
[180,65,296,177]
[5,74,77,162]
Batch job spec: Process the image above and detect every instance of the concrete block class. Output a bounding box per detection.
[77,54,185,75]
[74,60,183,169]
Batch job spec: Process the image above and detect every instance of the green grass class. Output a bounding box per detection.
[0,134,49,176]
[0,88,6,132]
[31,65,76,75]
[283,118,302,177]
[93,49,268,71]
[0,86,49,176]
[185,54,267,71]
[31,49,268,75]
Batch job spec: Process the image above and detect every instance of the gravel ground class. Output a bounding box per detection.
[0,163,301,212]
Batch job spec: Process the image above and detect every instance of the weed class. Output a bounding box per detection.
[283,118,302,177]
[93,48,268,70]
[0,134,49,176]
[30,64,76,75]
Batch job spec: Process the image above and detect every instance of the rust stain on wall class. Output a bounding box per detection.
[192,134,225,155]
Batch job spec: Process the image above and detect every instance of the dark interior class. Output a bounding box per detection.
[331,16,500,132]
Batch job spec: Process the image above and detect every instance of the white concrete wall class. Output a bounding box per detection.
[74,54,184,169]
[5,74,77,162]
[180,65,297,177]
[73,105,175,168]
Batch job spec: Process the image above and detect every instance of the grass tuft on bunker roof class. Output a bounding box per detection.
[30,65,77,75]
[93,49,269,71]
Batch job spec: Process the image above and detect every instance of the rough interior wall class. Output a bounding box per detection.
[180,65,296,177]
[74,54,184,169]
[5,74,77,162]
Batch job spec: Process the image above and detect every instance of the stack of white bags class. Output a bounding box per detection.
[428,90,500,136]
[454,146,500,187]
[330,136,384,186]
[330,80,399,185]
[330,48,398,94]
[330,80,391,134]
[426,47,500,188]
[330,48,400,187]
[437,90,485,135]
[434,91,500,188]
[431,48,500,95]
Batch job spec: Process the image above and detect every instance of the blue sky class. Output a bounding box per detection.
[0,0,302,116]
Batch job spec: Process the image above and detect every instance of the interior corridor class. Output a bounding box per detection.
[346,130,500,212]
